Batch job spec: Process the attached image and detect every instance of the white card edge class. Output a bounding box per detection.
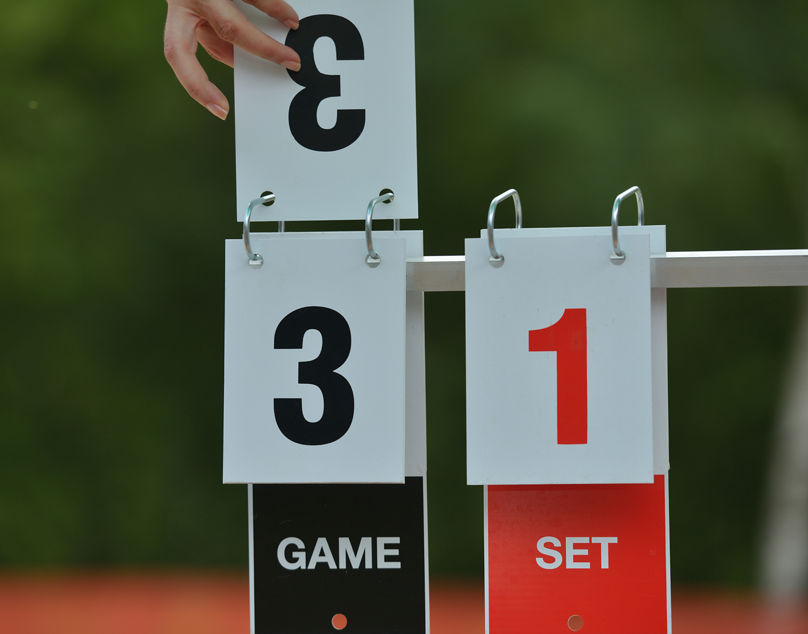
[422,476,431,633]
[665,473,672,633]
[484,485,490,634]
[248,483,255,634]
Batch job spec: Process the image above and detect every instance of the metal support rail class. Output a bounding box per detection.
[406,250,808,292]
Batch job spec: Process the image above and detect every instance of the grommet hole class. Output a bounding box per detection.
[379,188,393,202]
[260,190,275,206]
[331,613,348,630]
[568,614,584,631]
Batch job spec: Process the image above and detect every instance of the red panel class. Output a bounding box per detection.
[488,475,668,633]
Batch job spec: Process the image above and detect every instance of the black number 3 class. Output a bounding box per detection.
[285,14,366,152]
[273,307,355,445]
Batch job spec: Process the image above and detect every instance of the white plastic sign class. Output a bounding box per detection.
[402,233,427,477]
[234,0,418,222]
[223,232,407,483]
[489,226,670,474]
[465,229,655,485]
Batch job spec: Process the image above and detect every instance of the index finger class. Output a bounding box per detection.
[164,4,230,118]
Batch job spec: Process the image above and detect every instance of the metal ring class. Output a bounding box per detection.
[243,193,275,267]
[365,191,394,267]
[487,189,522,266]
[610,186,645,263]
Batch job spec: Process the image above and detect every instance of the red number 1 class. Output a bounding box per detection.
[529,308,588,445]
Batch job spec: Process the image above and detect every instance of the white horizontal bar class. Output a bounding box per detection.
[406,250,808,292]
[407,255,465,292]
[651,250,808,289]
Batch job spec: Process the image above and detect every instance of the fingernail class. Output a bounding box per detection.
[283,59,301,72]
[207,103,228,120]
[284,19,299,30]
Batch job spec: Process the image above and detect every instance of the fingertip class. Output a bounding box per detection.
[284,18,299,30]
[207,103,229,120]
[282,59,301,72]
[282,46,301,71]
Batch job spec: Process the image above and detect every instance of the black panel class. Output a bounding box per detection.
[253,477,427,633]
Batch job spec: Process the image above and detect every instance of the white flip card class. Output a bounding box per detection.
[234,0,418,222]
[403,232,427,478]
[465,228,655,485]
[488,226,669,475]
[224,232,408,483]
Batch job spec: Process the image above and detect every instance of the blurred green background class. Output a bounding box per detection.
[2,0,807,592]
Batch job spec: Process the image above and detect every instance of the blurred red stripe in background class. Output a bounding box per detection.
[0,573,806,634]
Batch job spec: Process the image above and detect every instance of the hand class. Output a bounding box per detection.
[164,0,301,120]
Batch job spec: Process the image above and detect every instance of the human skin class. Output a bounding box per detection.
[164,0,302,119]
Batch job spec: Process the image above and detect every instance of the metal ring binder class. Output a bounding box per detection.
[611,186,645,263]
[487,189,522,267]
[365,191,395,267]
[243,192,275,267]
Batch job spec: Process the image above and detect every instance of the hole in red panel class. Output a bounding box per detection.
[331,613,348,630]
[568,614,584,631]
